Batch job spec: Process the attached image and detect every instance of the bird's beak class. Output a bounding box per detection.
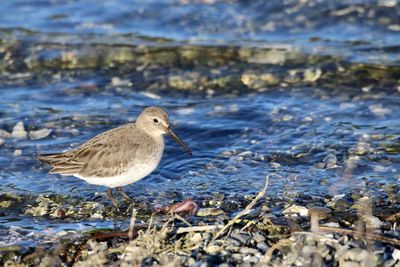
[167,126,192,156]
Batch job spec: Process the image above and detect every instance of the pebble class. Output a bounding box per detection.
[13,149,22,157]
[12,122,27,139]
[256,242,268,253]
[0,138,4,146]
[0,129,12,139]
[239,247,259,255]
[205,245,221,254]
[392,249,400,261]
[29,128,52,140]
[252,232,266,243]
[196,208,224,217]
[231,232,251,244]
[283,205,308,217]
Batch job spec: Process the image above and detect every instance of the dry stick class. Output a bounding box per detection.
[213,175,270,240]
[317,226,400,246]
[177,225,224,234]
[128,208,137,241]
[174,214,192,227]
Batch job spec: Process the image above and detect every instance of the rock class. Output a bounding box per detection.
[205,245,221,254]
[0,138,4,146]
[361,215,384,229]
[0,200,12,208]
[12,122,27,139]
[392,249,400,261]
[196,208,225,217]
[13,149,22,157]
[189,233,203,244]
[0,129,11,139]
[239,247,260,255]
[231,231,251,244]
[369,104,392,117]
[256,242,269,253]
[283,205,308,217]
[334,198,352,211]
[252,232,266,243]
[111,77,132,87]
[29,128,52,140]
[308,207,331,219]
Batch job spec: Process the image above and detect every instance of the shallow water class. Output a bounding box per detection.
[0,0,400,248]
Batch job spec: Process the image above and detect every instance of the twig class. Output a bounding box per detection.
[177,225,224,234]
[260,238,294,266]
[128,208,137,241]
[317,226,400,246]
[213,175,270,240]
[174,214,192,227]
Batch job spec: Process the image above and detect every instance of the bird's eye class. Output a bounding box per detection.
[153,118,159,123]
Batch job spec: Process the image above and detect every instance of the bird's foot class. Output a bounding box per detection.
[156,198,199,216]
[107,188,121,213]
[116,187,132,202]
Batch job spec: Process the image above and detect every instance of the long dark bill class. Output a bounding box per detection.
[167,127,192,156]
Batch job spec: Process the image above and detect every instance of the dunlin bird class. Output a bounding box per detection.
[38,106,192,210]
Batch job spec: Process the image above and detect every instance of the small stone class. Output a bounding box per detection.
[392,249,400,261]
[0,129,11,139]
[187,258,196,266]
[283,205,308,217]
[369,104,392,117]
[12,122,28,139]
[308,207,331,219]
[252,232,266,243]
[0,201,12,208]
[362,215,383,229]
[304,68,322,82]
[111,77,132,87]
[13,149,22,157]
[29,128,52,140]
[239,247,259,255]
[256,242,269,253]
[189,233,203,244]
[335,198,352,210]
[0,138,4,146]
[231,232,251,244]
[196,208,224,217]
[205,244,221,254]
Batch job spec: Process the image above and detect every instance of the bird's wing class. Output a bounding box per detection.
[39,124,141,178]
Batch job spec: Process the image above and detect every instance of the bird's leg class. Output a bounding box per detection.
[107,188,120,212]
[156,199,199,216]
[116,187,131,201]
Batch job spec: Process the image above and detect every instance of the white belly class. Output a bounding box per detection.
[76,161,159,188]
[74,138,164,188]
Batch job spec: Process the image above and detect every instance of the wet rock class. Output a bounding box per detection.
[304,67,322,82]
[0,129,12,139]
[241,71,280,89]
[252,232,266,243]
[334,198,353,211]
[231,231,251,244]
[392,249,400,262]
[111,77,132,87]
[0,200,12,208]
[282,205,308,217]
[29,128,52,140]
[205,244,221,254]
[11,122,27,139]
[13,149,22,157]
[369,104,392,117]
[256,242,269,253]
[338,248,380,267]
[196,208,225,217]
[0,138,4,146]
